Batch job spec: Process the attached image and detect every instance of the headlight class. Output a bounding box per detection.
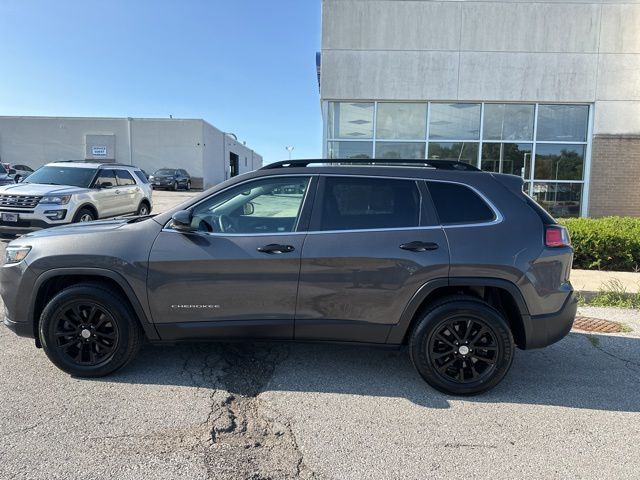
[5,246,31,265]
[40,195,71,205]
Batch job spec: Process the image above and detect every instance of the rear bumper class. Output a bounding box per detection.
[523,291,578,349]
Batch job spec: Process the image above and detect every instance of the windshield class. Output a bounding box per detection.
[154,169,175,176]
[24,166,98,187]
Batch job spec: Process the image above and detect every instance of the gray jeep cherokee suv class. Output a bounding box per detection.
[0,159,577,395]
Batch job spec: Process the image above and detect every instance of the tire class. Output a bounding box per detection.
[73,207,96,223]
[172,181,178,191]
[14,175,21,183]
[409,295,514,396]
[185,180,191,191]
[137,201,150,216]
[39,285,142,377]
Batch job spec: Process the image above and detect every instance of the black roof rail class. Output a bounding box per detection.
[260,159,481,172]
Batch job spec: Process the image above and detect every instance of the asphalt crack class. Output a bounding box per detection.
[203,343,317,480]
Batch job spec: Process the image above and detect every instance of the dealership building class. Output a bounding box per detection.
[319,0,640,217]
[0,116,262,189]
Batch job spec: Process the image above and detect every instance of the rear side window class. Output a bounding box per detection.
[115,170,136,186]
[134,170,149,184]
[320,177,421,231]
[427,181,495,225]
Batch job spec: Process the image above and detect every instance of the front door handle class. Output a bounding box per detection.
[257,244,295,254]
[399,241,439,252]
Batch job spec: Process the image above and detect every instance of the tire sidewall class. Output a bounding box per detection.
[39,286,137,377]
[73,208,95,223]
[410,300,514,395]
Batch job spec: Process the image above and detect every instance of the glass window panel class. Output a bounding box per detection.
[189,176,311,233]
[428,182,495,225]
[328,102,374,139]
[429,103,481,140]
[376,103,427,140]
[531,182,582,218]
[483,104,534,141]
[536,105,589,142]
[328,141,373,160]
[481,143,532,177]
[375,142,426,160]
[534,144,585,181]
[320,177,421,231]
[428,142,479,166]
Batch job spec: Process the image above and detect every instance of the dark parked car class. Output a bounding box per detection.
[1,159,576,395]
[149,168,191,191]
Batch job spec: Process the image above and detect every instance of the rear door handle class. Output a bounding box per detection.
[399,241,439,252]
[257,244,295,254]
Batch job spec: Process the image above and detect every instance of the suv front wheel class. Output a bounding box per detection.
[39,285,142,377]
[409,296,514,395]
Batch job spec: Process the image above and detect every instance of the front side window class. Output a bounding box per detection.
[428,181,496,225]
[188,176,311,234]
[94,169,117,188]
[319,177,421,231]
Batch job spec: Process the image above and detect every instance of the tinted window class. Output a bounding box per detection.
[94,169,117,188]
[427,181,495,225]
[115,170,136,186]
[25,166,98,188]
[134,170,149,184]
[320,177,420,231]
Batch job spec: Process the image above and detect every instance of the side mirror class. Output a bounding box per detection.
[171,210,195,232]
[243,202,255,215]
[97,181,113,189]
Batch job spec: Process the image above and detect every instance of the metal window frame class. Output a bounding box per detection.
[324,100,593,217]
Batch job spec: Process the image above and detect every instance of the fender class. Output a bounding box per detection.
[385,277,531,345]
[30,267,160,341]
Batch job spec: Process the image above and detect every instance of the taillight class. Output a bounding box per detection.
[545,225,571,248]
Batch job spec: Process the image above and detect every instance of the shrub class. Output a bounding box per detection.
[559,216,640,271]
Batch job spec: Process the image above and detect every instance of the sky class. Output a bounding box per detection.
[0,0,323,164]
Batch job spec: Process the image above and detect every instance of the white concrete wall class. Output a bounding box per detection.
[321,0,640,134]
[0,117,262,189]
[202,121,263,189]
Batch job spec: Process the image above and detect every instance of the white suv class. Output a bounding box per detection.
[0,161,153,234]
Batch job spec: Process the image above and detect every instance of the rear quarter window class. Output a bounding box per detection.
[427,181,496,225]
[134,170,149,184]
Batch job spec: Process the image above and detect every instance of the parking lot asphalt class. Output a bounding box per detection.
[1,190,640,479]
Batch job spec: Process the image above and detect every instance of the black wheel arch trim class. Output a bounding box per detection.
[385,277,532,345]
[74,202,100,219]
[29,268,160,341]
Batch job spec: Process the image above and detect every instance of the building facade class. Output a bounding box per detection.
[320,0,640,217]
[0,116,262,189]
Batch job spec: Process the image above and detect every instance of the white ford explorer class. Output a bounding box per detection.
[0,161,153,235]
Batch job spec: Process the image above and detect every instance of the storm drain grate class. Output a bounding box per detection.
[572,316,626,333]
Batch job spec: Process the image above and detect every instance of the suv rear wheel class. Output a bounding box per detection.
[137,202,150,216]
[409,296,514,395]
[39,285,142,377]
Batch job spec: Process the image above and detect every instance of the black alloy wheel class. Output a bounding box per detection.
[39,285,142,376]
[410,296,514,395]
[428,317,499,383]
[53,302,119,366]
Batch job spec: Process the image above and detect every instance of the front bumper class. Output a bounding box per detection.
[3,315,33,338]
[524,291,578,349]
[0,206,71,233]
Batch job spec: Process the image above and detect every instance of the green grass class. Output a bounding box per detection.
[584,279,640,309]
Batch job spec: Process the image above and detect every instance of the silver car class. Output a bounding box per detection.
[0,161,153,235]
